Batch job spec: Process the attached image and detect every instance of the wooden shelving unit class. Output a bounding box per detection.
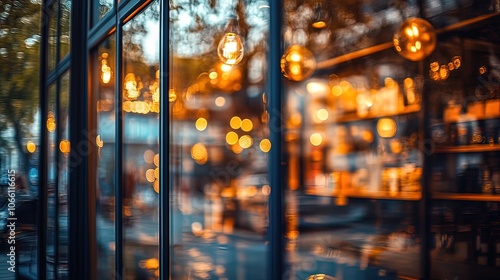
[432,192,500,202]
[306,188,422,201]
[329,104,421,124]
[434,144,500,153]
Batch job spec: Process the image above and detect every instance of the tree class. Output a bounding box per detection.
[0,0,41,175]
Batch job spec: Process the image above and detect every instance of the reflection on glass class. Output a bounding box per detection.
[47,83,57,279]
[93,0,113,25]
[57,72,70,279]
[60,0,71,60]
[122,2,159,279]
[94,35,116,279]
[284,14,423,278]
[0,1,42,277]
[48,1,58,71]
[170,1,270,279]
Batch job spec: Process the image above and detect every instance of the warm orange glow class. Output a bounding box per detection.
[393,18,436,61]
[47,112,56,132]
[241,118,253,132]
[144,149,154,164]
[195,117,208,131]
[191,143,208,165]
[230,116,242,129]
[168,88,177,102]
[316,109,329,121]
[139,258,159,270]
[310,133,323,146]
[26,141,36,153]
[281,45,316,82]
[154,154,159,167]
[218,32,244,66]
[377,118,397,138]
[59,140,70,155]
[239,135,253,149]
[231,143,243,154]
[153,180,159,193]
[261,185,271,195]
[146,169,155,183]
[226,131,239,145]
[259,139,271,153]
[123,73,140,100]
[312,21,327,29]
[96,135,104,148]
[215,96,226,107]
[191,222,203,236]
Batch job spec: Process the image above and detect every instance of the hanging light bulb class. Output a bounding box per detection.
[393,18,436,61]
[101,53,112,84]
[311,1,328,29]
[281,45,316,82]
[218,14,244,66]
[123,73,140,100]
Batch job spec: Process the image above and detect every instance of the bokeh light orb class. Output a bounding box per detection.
[393,18,436,61]
[377,118,397,138]
[281,45,316,82]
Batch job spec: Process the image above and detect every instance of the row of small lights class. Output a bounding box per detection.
[308,117,397,147]
[191,115,271,165]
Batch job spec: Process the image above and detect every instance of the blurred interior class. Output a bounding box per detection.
[1,0,500,279]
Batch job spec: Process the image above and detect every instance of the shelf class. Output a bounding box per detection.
[306,189,421,201]
[434,144,500,153]
[329,104,421,124]
[431,115,500,126]
[316,13,500,69]
[432,192,500,202]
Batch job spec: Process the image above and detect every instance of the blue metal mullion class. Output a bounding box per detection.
[53,67,60,280]
[159,0,171,279]
[268,0,285,279]
[68,0,89,277]
[114,18,124,280]
[38,0,49,278]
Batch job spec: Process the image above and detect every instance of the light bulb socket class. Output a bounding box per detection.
[224,14,240,34]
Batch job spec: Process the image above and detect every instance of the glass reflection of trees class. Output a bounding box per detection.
[122,1,160,279]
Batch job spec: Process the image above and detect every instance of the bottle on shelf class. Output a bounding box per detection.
[476,217,490,266]
[481,161,492,194]
[493,229,500,267]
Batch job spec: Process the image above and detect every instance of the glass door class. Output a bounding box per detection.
[282,1,426,279]
[425,3,500,279]
[168,1,271,278]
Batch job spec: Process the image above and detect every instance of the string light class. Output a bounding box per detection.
[217,14,244,66]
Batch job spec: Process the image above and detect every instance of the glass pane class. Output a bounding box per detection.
[170,1,270,278]
[47,83,57,279]
[283,1,426,279]
[57,71,70,279]
[93,34,116,279]
[48,1,59,72]
[0,1,41,278]
[93,0,114,26]
[59,0,71,60]
[122,2,160,279]
[425,8,500,279]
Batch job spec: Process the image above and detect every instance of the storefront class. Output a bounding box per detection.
[36,0,500,279]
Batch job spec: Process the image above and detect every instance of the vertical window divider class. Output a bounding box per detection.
[55,0,61,66]
[114,16,124,280]
[54,72,61,280]
[38,0,49,278]
[54,2,62,277]
[68,0,88,278]
[159,0,170,278]
[268,1,285,279]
